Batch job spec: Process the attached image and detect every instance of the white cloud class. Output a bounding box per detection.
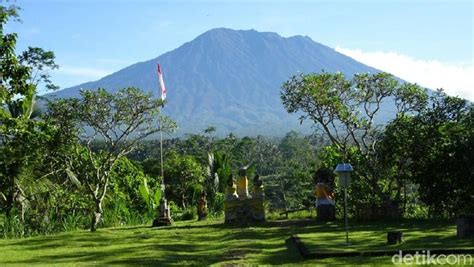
[335,47,474,101]
[55,66,112,80]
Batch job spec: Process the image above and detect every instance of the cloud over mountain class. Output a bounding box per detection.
[335,47,474,101]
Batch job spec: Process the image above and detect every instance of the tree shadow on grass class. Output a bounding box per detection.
[5,237,299,266]
[3,218,467,266]
[5,220,314,265]
[7,243,222,265]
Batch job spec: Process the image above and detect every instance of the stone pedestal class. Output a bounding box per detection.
[225,198,265,224]
[317,204,336,221]
[152,197,172,227]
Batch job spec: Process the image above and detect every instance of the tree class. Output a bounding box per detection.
[379,91,473,217]
[48,87,176,231]
[19,46,59,91]
[269,132,316,211]
[0,4,59,224]
[281,72,427,205]
[175,133,212,165]
[205,150,232,211]
[111,157,160,222]
[163,151,205,209]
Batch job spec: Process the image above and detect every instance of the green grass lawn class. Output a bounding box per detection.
[300,220,474,253]
[0,218,472,266]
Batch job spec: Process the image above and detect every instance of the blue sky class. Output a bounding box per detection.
[6,0,474,99]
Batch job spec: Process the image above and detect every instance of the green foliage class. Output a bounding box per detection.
[1,13,471,240]
[205,150,231,211]
[141,158,162,179]
[281,70,426,159]
[18,46,59,91]
[140,133,322,216]
[166,200,198,221]
[163,151,205,208]
[1,5,31,110]
[281,72,430,216]
[112,157,159,210]
[263,132,317,211]
[47,87,176,231]
[379,90,473,217]
[138,177,161,216]
[180,207,198,221]
[175,133,213,165]
[211,192,225,215]
[404,203,429,219]
[0,5,60,230]
[213,151,231,190]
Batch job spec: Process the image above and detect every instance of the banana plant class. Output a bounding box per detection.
[139,177,161,216]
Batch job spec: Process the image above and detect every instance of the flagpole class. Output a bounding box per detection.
[152,63,172,227]
[157,62,167,194]
[159,108,165,193]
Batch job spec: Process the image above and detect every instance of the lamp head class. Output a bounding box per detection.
[335,163,353,176]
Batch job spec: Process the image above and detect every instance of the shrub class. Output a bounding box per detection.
[181,207,197,221]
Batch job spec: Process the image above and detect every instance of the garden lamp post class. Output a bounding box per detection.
[335,163,353,245]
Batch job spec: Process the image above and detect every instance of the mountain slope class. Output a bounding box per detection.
[50,28,381,136]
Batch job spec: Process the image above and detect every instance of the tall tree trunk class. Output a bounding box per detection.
[90,199,103,232]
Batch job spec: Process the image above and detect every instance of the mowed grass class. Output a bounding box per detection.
[300,220,474,253]
[0,218,472,266]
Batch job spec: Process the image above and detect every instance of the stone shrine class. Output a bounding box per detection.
[152,197,172,227]
[224,167,265,224]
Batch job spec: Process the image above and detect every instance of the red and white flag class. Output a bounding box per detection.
[157,63,167,101]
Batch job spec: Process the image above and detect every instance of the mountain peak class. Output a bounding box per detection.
[50,28,380,136]
[196,27,282,40]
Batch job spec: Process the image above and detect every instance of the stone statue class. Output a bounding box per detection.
[314,168,336,221]
[237,167,250,199]
[225,174,239,201]
[197,191,208,221]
